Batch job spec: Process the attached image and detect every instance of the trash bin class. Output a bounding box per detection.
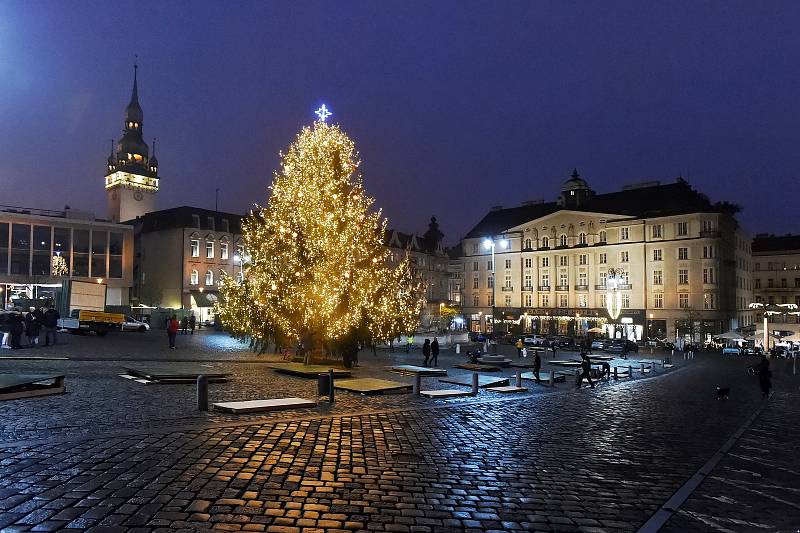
[318,373,331,395]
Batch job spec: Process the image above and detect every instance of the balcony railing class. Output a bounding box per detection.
[501,286,514,292]
[521,285,534,292]
[538,285,550,292]
[555,285,570,291]
[618,284,632,290]
[595,284,606,290]
[699,230,721,238]
[575,284,589,291]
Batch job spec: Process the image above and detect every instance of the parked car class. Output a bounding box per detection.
[722,347,741,356]
[120,316,150,333]
[590,339,605,350]
[523,336,545,346]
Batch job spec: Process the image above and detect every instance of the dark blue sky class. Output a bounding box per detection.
[1,1,798,243]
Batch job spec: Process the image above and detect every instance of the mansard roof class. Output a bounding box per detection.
[752,234,800,254]
[130,206,243,234]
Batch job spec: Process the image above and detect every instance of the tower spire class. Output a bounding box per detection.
[130,62,139,106]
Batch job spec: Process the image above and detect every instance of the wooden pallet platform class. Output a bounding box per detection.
[123,367,230,384]
[420,389,473,398]
[439,375,509,388]
[334,378,412,395]
[213,397,317,414]
[389,365,447,376]
[454,364,501,372]
[485,385,528,393]
[0,374,66,401]
[270,364,351,378]
[520,371,566,383]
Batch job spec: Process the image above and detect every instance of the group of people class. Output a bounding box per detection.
[165,313,200,349]
[421,338,440,367]
[0,308,61,349]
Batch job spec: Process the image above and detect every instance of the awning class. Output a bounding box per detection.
[191,291,219,308]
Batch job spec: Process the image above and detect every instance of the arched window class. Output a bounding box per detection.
[542,237,549,248]
[205,270,214,285]
[524,238,532,249]
[190,269,199,285]
[560,234,568,247]
[579,233,587,245]
[599,230,607,243]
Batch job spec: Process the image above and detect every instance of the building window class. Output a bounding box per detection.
[541,273,549,286]
[206,241,214,259]
[676,222,687,236]
[559,294,568,307]
[541,257,549,267]
[599,294,606,307]
[653,249,662,261]
[192,215,200,228]
[191,239,200,257]
[795,278,800,288]
[579,272,587,286]
[754,279,761,289]
[559,273,568,287]
[702,220,714,232]
[654,293,663,308]
[473,277,479,289]
[541,294,549,307]
[220,242,229,260]
[504,295,512,306]
[579,233,586,245]
[703,246,714,259]
[653,270,663,285]
[651,225,662,238]
[559,234,568,247]
[505,259,512,269]
[524,238,532,249]
[703,268,714,284]
[598,253,607,264]
[767,278,774,288]
[679,293,689,308]
[524,294,532,307]
[599,230,607,242]
[525,258,532,268]
[487,260,493,270]
[679,269,689,284]
[541,237,549,248]
[678,247,688,260]
[619,227,629,240]
[504,274,512,288]
[599,271,607,287]
[578,294,587,308]
[472,243,479,254]
[524,274,532,288]
[207,217,215,231]
[579,254,587,265]
[704,293,715,309]
[190,269,199,285]
[488,294,494,306]
[205,270,214,285]
[473,294,479,306]
[621,293,630,308]
[559,256,568,266]
[620,251,629,262]
[473,261,479,271]
[487,275,493,289]
[755,262,760,271]
[781,278,788,288]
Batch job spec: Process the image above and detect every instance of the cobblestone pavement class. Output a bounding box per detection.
[663,358,800,533]
[1,338,794,532]
[0,332,677,444]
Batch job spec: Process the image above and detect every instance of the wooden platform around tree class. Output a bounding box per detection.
[485,385,528,393]
[455,364,501,372]
[439,375,509,388]
[334,378,412,395]
[389,365,447,376]
[213,397,317,414]
[123,367,230,384]
[520,371,566,383]
[420,389,473,398]
[509,361,536,368]
[269,364,351,378]
[0,374,66,401]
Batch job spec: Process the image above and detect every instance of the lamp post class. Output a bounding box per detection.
[483,237,509,340]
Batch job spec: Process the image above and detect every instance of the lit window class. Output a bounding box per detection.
[679,269,689,284]
[205,270,214,285]
[190,239,200,258]
[677,222,687,236]
[598,253,607,264]
[620,227,629,240]
[560,234,567,247]
[620,251,629,262]
[599,230,607,242]
[190,269,199,285]
[473,294,479,306]
[653,249,662,261]
[679,293,689,308]
[504,295,512,306]
[622,293,630,308]
[653,270,663,285]
[579,233,586,245]
[654,293,663,308]
[651,225,662,238]
[206,241,214,259]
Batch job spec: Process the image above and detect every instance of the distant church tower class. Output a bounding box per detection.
[105,64,160,223]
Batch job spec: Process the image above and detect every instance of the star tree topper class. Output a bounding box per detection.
[315,104,332,122]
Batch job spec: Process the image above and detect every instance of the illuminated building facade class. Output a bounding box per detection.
[751,234,800,335]
[459,172,753,342]
[105,65,160,224]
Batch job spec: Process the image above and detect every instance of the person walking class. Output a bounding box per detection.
[189,314,196,335]
[756,354,772,398]
[180,316,189,335]
[422,338,431,367]
[532,349,542,384]
[515,338,524,358]
[551,341,558,359]
[406,334,413,353]
[42,307,60,346]
[167,314,179,349]
[25,311,41,348]
[430,338,440,367]
[576,352,595,388]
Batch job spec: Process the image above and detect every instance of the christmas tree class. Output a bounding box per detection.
[218,114,423,361]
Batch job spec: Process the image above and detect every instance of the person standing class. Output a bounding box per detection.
[43,307,60,347]
[406,334,413,353]
[167,314,179,349]
[551,340,558,359]
[180,316,189,335]
[515,338,524,358]
[576,352,595,388]
[25,311,41,348]
[430,338,440,367]
[189,314,196,335]
[532,349,542,384]
[756,354,772,398]
[422,338,431,367]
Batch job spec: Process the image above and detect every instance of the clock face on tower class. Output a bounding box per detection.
[134,191,144,201]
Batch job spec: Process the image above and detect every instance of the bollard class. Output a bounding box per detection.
[549,372,554,387]
[471,372,479,395]
[628,365,632,378]
[197,375,208,411]
[328,369,335,403]
[413,373,421,395]
[641,363,645,374]
[650,346,653,354]
[794,354,797,376]
[455,343,460,354]
[515,369,522,388]
[671,349,674,357]
[614,367,618,380]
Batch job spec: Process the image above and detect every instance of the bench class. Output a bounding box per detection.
[213,398,317,414]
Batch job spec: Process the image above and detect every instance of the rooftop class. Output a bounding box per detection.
[752,234,800,254]
[130,206,244,234]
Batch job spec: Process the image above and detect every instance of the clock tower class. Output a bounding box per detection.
[105,65,160,223]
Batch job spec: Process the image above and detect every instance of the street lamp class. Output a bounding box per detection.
[483,237,508,344]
